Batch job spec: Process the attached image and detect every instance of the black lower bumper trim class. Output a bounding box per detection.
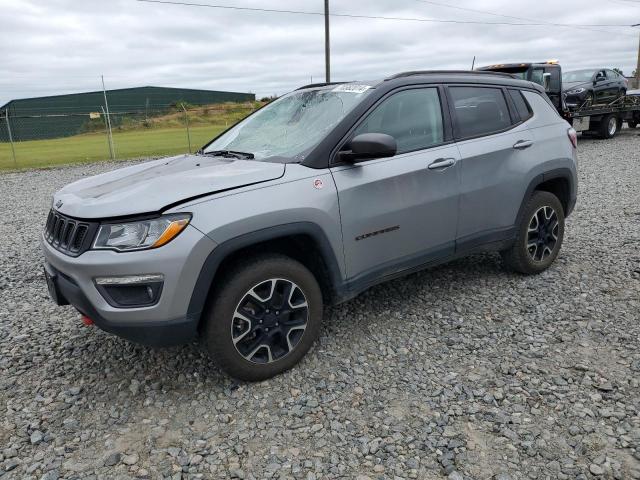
[47,264,199,347]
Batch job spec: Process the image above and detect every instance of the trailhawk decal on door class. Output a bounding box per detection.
[355,225,400,241]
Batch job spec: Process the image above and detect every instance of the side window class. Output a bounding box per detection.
[449,86,512,138]
[353,88,444,154]
[531,68,545,86]
[508,89,533,123]
[548,68,561,91]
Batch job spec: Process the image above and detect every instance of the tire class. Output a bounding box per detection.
[204,254,323,381]
[598,114,619,139]
[583,92,593,107]
[629,121,638,129]
[501,191,565,275]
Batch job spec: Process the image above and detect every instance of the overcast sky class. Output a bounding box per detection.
[1,0,639,105]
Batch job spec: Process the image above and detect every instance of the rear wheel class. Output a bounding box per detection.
[629,121,638,129]
[204,254,323,381]
[501,191,565,274]
[583,92,594,107]
[598,114,619,139]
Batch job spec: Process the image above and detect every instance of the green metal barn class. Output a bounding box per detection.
[0,86,255,141]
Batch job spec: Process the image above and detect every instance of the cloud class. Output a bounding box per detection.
[1,0,638,105]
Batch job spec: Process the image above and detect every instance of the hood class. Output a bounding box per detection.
[54,154,285,219]
[562,80,591,92]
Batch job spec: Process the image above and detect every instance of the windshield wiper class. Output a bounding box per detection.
[203,150,254,159]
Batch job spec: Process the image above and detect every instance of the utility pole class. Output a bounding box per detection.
[324,0,330,83]
[634,24,640,89]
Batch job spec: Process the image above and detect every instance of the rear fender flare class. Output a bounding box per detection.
[515,168,576,226]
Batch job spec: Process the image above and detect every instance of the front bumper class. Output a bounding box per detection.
[41,224,216,346]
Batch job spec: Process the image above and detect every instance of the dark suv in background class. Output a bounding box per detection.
[563,68,628,108]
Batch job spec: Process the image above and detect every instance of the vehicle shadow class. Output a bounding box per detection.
[55,251,506,389]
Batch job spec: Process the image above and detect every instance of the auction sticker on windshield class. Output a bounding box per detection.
[332,84,371,94]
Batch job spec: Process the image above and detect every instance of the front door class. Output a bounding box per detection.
[593,70,610,103]
[331,87,460,281]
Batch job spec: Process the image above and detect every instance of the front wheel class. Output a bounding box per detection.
[501,191,565,274]
[204,254,323,381]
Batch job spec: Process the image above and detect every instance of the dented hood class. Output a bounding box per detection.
[54,154,285,219]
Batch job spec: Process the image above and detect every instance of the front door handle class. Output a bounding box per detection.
[513,140,534,150]
[428,158,456,170]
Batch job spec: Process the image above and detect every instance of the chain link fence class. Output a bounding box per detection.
[0,102,259,170]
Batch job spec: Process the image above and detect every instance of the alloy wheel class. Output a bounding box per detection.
[231,278,309,364]
[527,206,559,262]
[584,93,593,107]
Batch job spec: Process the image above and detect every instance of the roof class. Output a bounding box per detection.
[387,70,515,80]
[1,85,254,110]
[381,70,542,91]
[294,70,539,94]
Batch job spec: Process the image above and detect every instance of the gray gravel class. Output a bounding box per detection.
[1,128,639,480]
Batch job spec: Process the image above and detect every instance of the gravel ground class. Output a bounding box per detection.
[1,128,639,480]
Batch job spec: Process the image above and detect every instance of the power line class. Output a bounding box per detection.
[134,0,637,34]
[608,0,640,6]
[410,0,637,37]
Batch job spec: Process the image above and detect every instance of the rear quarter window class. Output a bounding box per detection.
[508,89,533,123]
[521,90,563,126]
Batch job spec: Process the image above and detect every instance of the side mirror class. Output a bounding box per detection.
[341,133,397,163]
[542,72,551,91]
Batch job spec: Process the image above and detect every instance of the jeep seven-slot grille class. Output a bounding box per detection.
[44,209,97,256]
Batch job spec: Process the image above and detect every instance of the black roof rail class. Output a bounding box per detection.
[385,70,516,80]
[296,81,350,90]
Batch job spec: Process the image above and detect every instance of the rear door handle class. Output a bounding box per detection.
[428,158,456,170]
[513,140,534,150]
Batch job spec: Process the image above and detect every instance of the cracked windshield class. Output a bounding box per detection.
[203,84,373,161]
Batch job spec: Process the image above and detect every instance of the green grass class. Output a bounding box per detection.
[0,103,260,171]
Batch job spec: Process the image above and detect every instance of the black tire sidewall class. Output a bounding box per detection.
[600,114,618,139]
[517,192,565,273]
[204,254,323,381]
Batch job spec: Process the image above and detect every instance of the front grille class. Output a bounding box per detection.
[44,209,97,256]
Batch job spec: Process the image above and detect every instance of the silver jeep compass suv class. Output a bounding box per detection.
[42,71,578,380]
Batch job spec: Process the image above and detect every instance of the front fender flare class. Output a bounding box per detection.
[186,222,345,324]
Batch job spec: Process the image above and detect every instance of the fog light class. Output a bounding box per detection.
[94,274,164,308]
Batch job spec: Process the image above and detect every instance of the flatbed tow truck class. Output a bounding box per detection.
[478,61,640,139]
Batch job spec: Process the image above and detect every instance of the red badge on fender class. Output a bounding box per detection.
[313,178,324,189]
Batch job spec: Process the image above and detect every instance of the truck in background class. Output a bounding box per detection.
[478,60,640,138]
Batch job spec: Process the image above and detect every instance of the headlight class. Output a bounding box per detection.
[93,214,191,251]
[567,88,586,95]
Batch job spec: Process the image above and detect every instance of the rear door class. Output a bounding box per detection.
[606,69,624,98]
[331,86,461,280]
[447,85,536,249]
